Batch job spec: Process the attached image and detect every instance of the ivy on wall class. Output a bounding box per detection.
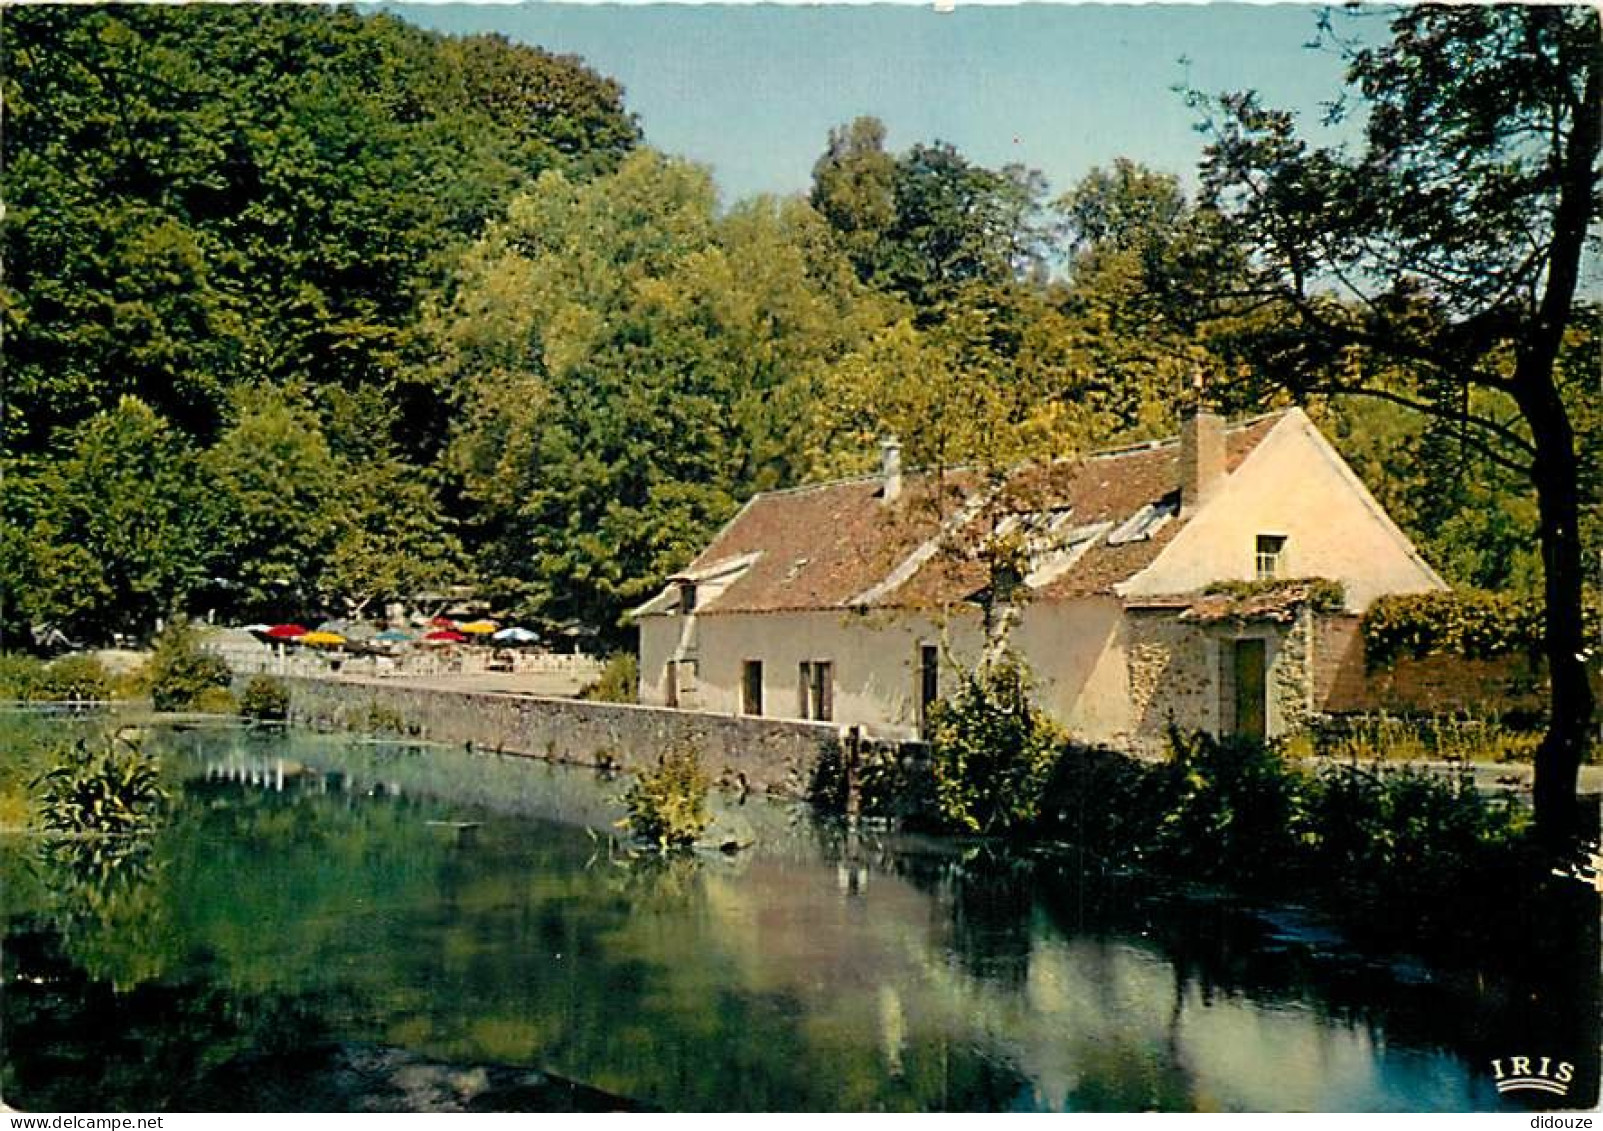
[1360,589,1600,670]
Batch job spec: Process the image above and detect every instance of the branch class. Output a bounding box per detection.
[1302,382,1537,467]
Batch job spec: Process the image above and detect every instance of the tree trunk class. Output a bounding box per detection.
[1524,394,1595,847]
[1519,23,1599,847]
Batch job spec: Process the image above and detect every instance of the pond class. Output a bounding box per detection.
[1,711,1596,1112]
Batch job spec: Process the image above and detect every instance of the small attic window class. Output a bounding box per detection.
[1255,534,1287,580]
[679,581,698,613]
[1107,502,1177,546]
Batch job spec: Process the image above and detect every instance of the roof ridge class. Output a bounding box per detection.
[744,409,1291,503]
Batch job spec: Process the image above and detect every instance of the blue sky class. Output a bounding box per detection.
[385,2,1370,205]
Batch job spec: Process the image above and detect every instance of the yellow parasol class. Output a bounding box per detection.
[300,631,347,646]
[458,620,498,636]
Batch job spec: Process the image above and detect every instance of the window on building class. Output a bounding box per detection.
[742,660,763,716]
[679,581,698,613]
[798,660,834,721]
[918,645,939,737]
[1255,534,1287,580]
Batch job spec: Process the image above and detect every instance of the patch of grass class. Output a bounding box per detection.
[1312,712,1544,763]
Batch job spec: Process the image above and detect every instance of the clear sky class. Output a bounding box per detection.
[383,2,1370,206]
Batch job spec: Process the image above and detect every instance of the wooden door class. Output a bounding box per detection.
[1232,639,1267,740]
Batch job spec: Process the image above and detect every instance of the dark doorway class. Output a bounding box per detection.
[742,660,763,716]
[918,645,939,736]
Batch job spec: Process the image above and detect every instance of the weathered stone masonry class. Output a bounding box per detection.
[273,676,842,797]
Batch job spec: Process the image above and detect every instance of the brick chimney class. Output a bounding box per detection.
[880,437,902,505]
[1180,408,1225,516]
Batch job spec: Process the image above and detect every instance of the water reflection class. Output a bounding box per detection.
[1,720,1596,1112]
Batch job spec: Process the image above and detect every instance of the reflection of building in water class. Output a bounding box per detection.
[203,757,403,801]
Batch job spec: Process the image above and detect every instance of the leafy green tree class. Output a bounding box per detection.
[1189,4,1600,841]
[926,654,1063,835]
[1,4,637,456]
[200,389,348,620]
[1,398,205,641]
[437,151,895,636]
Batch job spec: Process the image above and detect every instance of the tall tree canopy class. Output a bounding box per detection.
[1190,4,1600,841]
[0,4,637,640]
[433,151,899,638]
[1,4,638,455]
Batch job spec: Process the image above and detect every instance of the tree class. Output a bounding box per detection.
[1,398,206,641]
[1190,5,1599,842]
[435,152,897,637]
[200,389,348,620]
[1,5,638,456]
[809,118,1053,314]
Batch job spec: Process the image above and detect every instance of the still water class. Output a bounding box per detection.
[1,714,1594,1112]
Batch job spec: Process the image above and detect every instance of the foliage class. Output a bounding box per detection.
[0,653,46,701]
[363,702,409,735]
[1310,712,1544,765]
[579,653,639,704]
[620,744,711,851]
[240,675,291,722]
[1303,759,1529,932]
[1031,728,1532,944]
[0,4,634,640]
[35,655,114,703]
[1187,4,1600,837]
[32,730,168,836]
[811,117,1053,311]
[3,398,206,639]
[809,735,935,823]
[925,654,1064,835]
[145,622,232,712]
[190,687,238,716]
[1145,728,1308,887]
[1200,577,1347,613]
[437,151,896,638]
[1362,589,1565,668]
[0,653,115,702]
[2,4,636,454]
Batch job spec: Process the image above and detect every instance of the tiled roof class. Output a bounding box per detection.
[652,412,1286,616]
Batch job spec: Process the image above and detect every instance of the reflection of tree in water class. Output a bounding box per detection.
[1,924,343,1110]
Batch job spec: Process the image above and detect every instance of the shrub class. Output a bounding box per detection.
[0,653,46,700]
[36,654,113,702]
[810,736,935,822]
[579,653,638,703]
[1303,759,1528,936]
[364,701,407,734]
[1202,577,1347,613]
[1146,728,1308,887]
[191,686,238,715]
[621,744,710,850]
[1035,744,1161,857]
[145,621,232,711]
[1358,588,1600,668]
[240,675,291,722]
[32,730,168,836]
[926,654,1063,835]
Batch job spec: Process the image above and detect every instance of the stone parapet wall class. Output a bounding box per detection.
[273,676,840,796]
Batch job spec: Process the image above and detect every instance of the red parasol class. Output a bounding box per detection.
[264,624,309,639]
[422,629,467,644]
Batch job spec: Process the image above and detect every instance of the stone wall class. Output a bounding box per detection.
[1124,611,1218,746]
[1124,609,1312,749]
[1313,614,1552,717]
[272,676,844,797]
